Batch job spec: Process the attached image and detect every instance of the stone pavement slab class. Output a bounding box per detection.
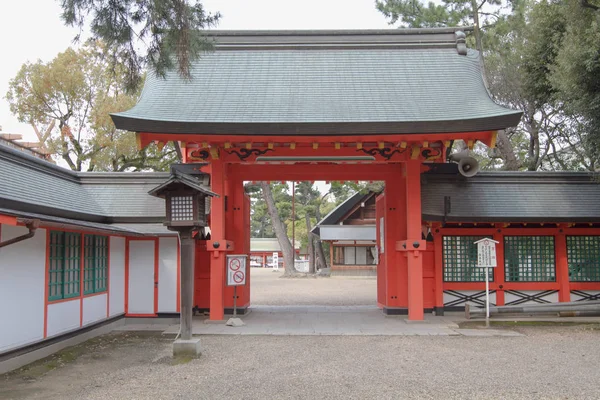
[151,306,523,337]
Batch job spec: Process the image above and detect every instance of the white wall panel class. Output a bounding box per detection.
[505,290,559,305]
[0,226,46,352]
[443,290,497,307]
[82,294,107,326]
[109,237,125,316]
[571,290,600,302]
[128,240,155,314]
[47,299,80,337]
[158,237,178,313]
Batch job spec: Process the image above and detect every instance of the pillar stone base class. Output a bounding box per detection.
[173,338,202,358]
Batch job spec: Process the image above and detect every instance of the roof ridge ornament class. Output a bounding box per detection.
[455,31,467,56]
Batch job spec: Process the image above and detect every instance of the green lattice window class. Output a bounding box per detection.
[48,231,81,301]
[84,235,108,294]
[568,236,600,282]
[504,236,555,282]
[443,236,494,282]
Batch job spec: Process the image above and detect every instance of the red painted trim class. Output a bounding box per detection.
[124,238,130,315]
[106,237,111,318]
[176,235,181,313]
[444,282,559,291]
[48,296,84,305]
[139,131,496,147]
[43,230,50,338]
[229,163,401,181]
[34,224,130,237]
[570,282,600,289]
[154,238,159,314]
[437,227,600,236]
[79,233,84,327]
[0,214,18,226]
[83,291,107,299]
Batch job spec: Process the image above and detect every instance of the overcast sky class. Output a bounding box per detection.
[0,0,392,141]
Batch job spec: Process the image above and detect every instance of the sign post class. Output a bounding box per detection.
[474,238,499,328]
[272,252,279,271]
[226,255,247,318]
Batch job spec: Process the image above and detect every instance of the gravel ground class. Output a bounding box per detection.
[3,326,600,400]
[250,268,377,306]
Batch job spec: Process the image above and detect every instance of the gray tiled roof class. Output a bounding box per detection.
[422,172,600,222]
[0,144,175,222]
[312,191,374,236]
[112,29,522,135]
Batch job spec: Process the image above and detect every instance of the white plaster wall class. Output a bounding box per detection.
[505,290,559,305]
[443,290,497,307]
[82,294,107,326]
[158,237,178,313]
[47,299,80,337]
[571,291,600,302]
[128,240,155,314]
[109,237,125,316]
[0,225,46,352]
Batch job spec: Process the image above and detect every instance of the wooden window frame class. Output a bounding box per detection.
[48,231,81,301]
[84,234,108,295]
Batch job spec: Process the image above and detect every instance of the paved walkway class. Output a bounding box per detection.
[249,268,377,306]
[150,305,520,337]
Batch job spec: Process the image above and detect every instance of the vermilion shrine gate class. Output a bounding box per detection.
[113,29,524,321]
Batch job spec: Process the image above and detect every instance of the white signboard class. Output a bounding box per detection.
[227,255,247,286]
[473,238,499,327]
[272,252,279,271]
[475,238,499,268]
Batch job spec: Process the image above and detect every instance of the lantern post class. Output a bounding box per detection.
[149,171,217,357]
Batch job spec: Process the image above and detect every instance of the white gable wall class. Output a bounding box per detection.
[0,225,46,352]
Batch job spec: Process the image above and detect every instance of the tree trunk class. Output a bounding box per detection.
[305,212,315,274]
[260,182,296,275]
[313,207,328,269]
[313,233,327,269]
[496,129,522,171]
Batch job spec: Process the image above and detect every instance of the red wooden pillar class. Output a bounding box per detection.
[209,159,226,320]
[376,194,386,308]
[405,161,424,320]
[225,177,250,309]
[556,232,571,302]
[493,230,506,306]
[383,174,406,311]
[433,229,444,313]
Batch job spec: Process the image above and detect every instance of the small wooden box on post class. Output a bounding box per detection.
[148,171,218,357]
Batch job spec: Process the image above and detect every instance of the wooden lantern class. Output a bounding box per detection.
[148,171,217,231]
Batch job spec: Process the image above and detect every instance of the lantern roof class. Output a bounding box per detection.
[148,171,218,199]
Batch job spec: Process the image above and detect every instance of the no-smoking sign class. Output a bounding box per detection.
[226,255,247,286]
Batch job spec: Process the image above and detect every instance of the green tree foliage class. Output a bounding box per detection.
[247,181,368,271]
[376,0,600,171]
[60,0,220,91]
[6,41,176,171]
[521,0,600,168]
